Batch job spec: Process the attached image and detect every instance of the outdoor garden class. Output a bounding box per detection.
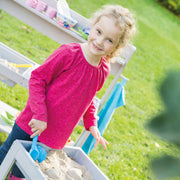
[0,0,180,179]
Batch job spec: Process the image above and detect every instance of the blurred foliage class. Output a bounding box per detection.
[156,0,180,15]
[147,71,180,179]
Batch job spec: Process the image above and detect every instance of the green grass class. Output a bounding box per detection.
[0,0,180,179]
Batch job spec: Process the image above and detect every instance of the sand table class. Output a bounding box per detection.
[35,149,93,180]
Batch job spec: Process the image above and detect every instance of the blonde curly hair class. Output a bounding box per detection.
[91,5,136,58]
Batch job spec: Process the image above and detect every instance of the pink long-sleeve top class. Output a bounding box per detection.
[16,43,110,149]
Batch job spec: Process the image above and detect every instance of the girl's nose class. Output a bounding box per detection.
[96,36,104,46]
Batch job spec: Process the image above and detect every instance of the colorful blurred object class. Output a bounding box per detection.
[56,0,77,29]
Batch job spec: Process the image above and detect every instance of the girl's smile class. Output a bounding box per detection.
[92,42,103,51]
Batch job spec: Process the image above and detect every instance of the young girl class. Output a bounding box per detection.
[0,4,136,179]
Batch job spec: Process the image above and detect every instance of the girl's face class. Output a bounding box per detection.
[88,16,120,58]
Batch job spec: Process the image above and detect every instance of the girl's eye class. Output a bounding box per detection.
[108,39,113,43]
[96,29,101,34]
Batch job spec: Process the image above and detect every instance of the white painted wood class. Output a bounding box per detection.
[0,140,46,180]
[0,140,109,179]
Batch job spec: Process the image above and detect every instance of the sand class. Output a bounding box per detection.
[35,149,93,180]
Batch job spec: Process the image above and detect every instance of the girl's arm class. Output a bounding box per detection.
[83,100,109,150]
[28,45,71,135]
[83,99,97,130]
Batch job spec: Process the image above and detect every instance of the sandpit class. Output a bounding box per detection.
[35,149,93,180]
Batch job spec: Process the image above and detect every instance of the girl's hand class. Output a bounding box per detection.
[28,119,47,138]
[89,126,109,149]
